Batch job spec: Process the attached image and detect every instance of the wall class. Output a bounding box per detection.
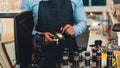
[0,0,20,11]
[0,18,14,42]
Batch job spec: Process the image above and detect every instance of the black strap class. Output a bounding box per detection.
[41,0,49,1]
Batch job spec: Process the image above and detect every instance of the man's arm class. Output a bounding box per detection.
[72,0,87,36]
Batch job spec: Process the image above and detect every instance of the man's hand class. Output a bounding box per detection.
[42,32,54,44]
[60,24,75,36]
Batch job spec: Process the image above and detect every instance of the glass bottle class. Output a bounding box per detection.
[101,12,108,36]
[73,51,79,68]
[91,48,97,67]
[105,49,113,68]
[78,48,83,62]
[78,48,84,68]
[62,51,69,65]
[96,51,102,68]
[83,51,91,68]
[61,48,71,68]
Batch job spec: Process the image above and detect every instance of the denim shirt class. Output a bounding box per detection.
[20,0,87,36]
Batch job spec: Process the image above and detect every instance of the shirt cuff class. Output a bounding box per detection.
[32,30,42,35]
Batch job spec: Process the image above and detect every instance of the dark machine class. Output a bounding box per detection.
[14,11,34,68]
[14,11,66,68]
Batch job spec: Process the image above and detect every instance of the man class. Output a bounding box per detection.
[20,0,87,68]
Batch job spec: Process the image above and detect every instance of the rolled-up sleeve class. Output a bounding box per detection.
[72,0,87,36]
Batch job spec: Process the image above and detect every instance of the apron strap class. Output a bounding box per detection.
[41,0,49,1]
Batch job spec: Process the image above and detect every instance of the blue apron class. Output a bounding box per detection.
[35,0,78,68]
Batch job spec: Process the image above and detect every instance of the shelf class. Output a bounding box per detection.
[0,13,19,18]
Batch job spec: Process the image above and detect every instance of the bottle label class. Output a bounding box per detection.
[101,20,108,23]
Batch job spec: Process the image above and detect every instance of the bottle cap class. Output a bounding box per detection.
[92,48,97,53]
[97,51,101,56]
[64,48,69,52]
[107,49,113,55]
[74,51,79,56]
[85,51,90,56]
[78,48,83,53]
[63,51,68,54]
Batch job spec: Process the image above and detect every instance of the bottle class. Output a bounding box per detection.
[73,51,79,68]
[16,64,20,68]
[63,48,69,63]
[96,51,102,68]
[91,48,97,67]
[64,48,69,53]
[105,49,113,68]
[61,48,71,68]
[101,12,108,36]
[83,51,91,68]
[78,48,83,62]
[78,48,84,68]
[95,15,100,21]
[101,52,107,67]
[62,51,69,65]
